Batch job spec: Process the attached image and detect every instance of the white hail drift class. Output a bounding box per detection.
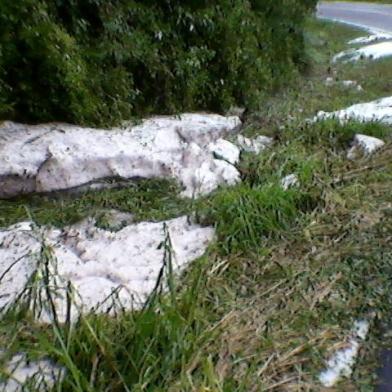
[348,32,392,45]
[0,353,63,392]
[316,96,392,125]
[333,41,392,62]
[0,216,214,323]
[0,114,242,199]
[319,320,370,387]
[347,134,385,159]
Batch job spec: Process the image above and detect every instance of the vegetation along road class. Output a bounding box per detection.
[320,3,392,390]
[318,1,392,33]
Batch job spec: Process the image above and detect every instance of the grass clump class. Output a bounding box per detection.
[204,183,314,255]
[240,141,325,186]
[210,184,300,252]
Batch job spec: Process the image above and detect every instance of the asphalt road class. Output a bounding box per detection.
[317,2,392,34]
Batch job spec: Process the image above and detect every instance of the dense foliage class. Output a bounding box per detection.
[0,0,317,126]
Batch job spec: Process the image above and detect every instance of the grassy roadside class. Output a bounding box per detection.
[244,18,392,139]
[1,18,392,391]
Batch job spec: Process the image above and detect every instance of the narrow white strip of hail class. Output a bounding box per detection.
[319,320,370,387]
[348,32,392,45]
[316,96,392,125]
[333,41,392,62]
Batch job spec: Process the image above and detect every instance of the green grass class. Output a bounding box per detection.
[0,179,191,229]
[1,17,392,391]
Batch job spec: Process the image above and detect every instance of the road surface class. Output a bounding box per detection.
[317,2,392,34]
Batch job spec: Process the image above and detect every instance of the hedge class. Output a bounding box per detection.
[0,0,317,126]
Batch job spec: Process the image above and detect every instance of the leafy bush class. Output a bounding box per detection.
[0,0,317,126]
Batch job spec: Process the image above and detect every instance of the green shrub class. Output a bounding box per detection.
[0,0,317,126]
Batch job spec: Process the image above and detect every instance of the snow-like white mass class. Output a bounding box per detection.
[0,353,63,392]
[348,32,392,45]
[281,174,299,190]
[316,96,392,125]
[236,135,273,154]
[0,114,241,199]
[208,138,240,165]
[319,320,370,387]
[324,78,363,91]
[347,134,385,159]
[0,216,214,322]
[333,41,392,62]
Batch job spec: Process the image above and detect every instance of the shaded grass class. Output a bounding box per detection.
[0,179,191,228]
